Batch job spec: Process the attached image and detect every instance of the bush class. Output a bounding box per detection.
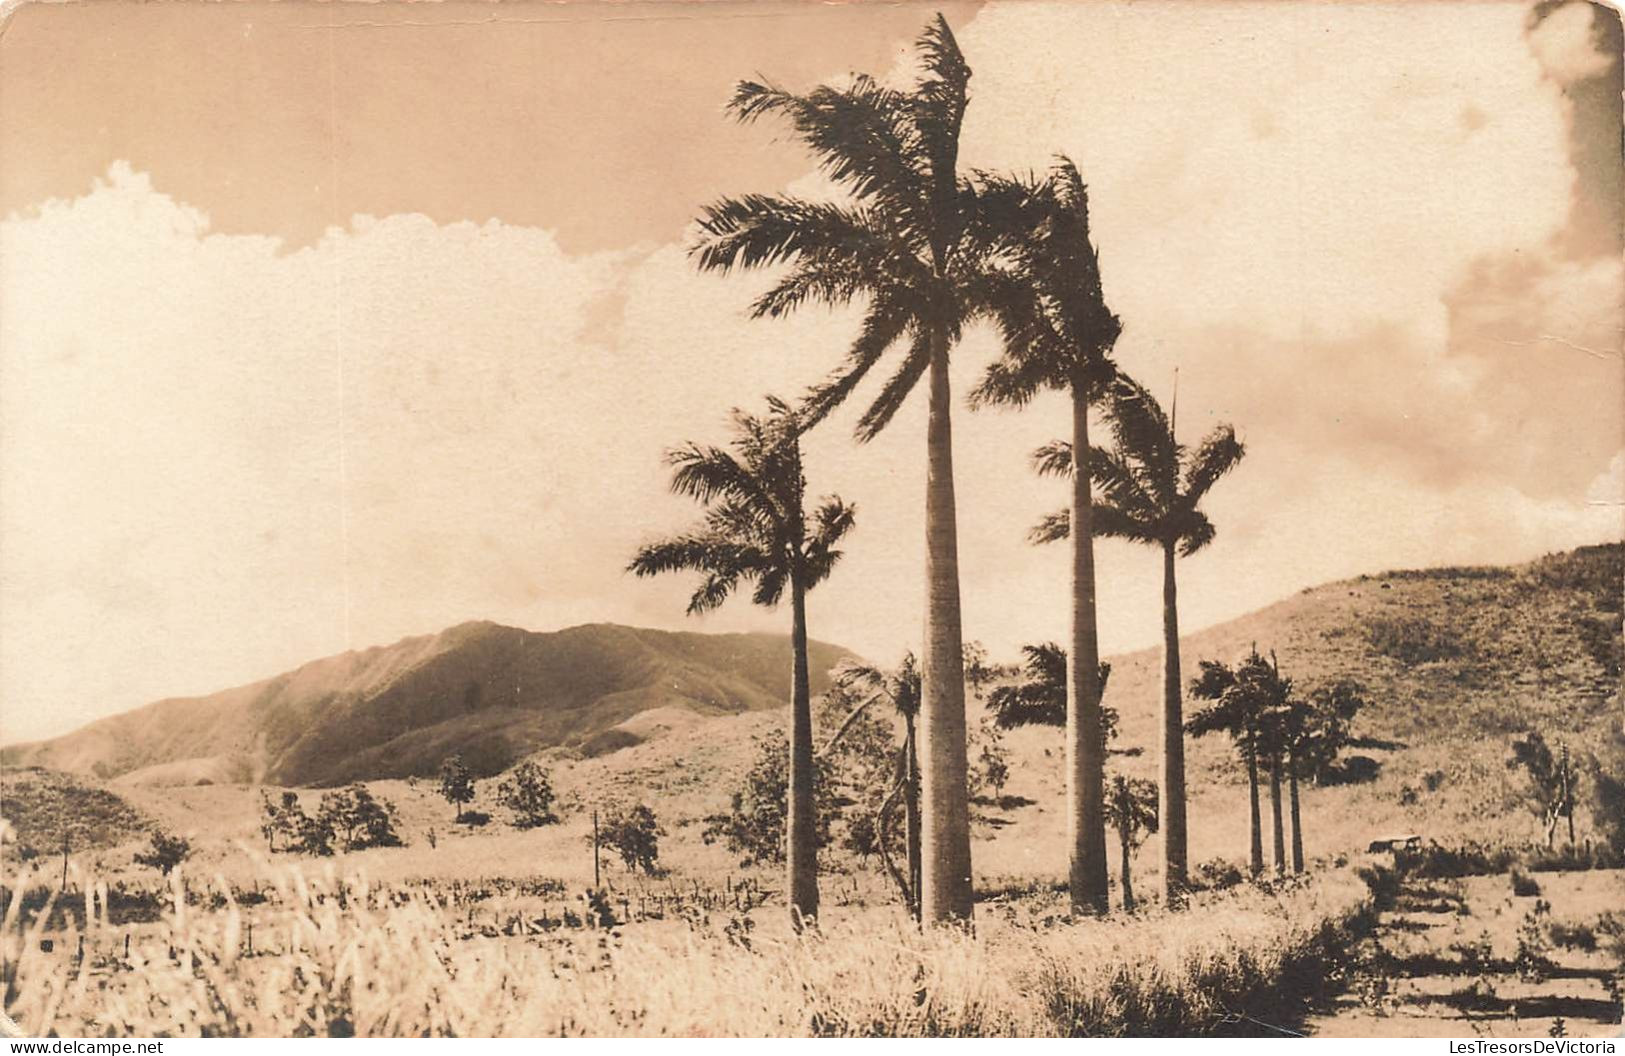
[260,790,333,856]
[133,829,190,875]
[1510,868,1541,897]
[1366,616,1463,664]
[703,731,837,867]
[495,761,557,829]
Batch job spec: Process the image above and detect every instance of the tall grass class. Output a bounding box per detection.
[3,858,1379,1038]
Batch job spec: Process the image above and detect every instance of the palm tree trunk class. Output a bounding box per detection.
[786,573,819,927]
[1246,732,1263,877]
[918,340,973,924]
[1288,745,1304,873]
[905,717,922,921]
[1119,828,1135,913]
[1159,541,1188,905]
[1068,382,1109,915]
[1269,749,1285,877]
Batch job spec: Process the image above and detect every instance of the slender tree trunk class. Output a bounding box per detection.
[1159,541,1188,905]
[905,717,922,921]
[1288,745,1304,873]
[1246,733,1263,877]
[1269,749,1285,876]
[1119,830,1135,913]
[918,341,973,924]
[786,573,820,928]
[1068,383,1109,915]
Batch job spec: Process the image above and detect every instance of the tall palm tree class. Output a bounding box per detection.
[691,16,1027,922]
[1031,376,1245,902]
[970,159,1122,916]
[629,399,855,927]
[987,642,1118,749]
[827,654,923,919]
[1103,773,1159,912]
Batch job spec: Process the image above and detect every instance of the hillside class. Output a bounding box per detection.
[1,622,853,787]
[0,767,151,855]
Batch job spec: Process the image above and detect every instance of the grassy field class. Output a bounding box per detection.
[2,854,1382,1037]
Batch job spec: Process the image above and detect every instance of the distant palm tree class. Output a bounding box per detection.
[1031,376,1245,901]
[971,159,1122,916]
[691,16,1030,923]
[629,400,855,927]
[1186,650,1278,877]
[987,642,1118,749]
[1103,773,1159,912]
[827,654,922,919]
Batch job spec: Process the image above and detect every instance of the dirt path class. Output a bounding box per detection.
[1302,867,1624,1038]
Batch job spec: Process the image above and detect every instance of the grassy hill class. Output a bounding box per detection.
[0,767,151,855]
[1,622,853,787]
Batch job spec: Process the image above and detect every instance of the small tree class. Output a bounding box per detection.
[316,785,404,852]
[496,761,558,828]
[134,829,191,876]
[601,803,662,875]
[1508,731,1578,847]
[438,755,476,823]
[259,790,331,856]
[704,731,838,867]
[968,715,1011,801]
[1103,774,1159,912]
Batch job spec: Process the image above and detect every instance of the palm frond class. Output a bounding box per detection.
[1028,508,1069,545]
[1031,440,1073,478]
[799,293,915,429]
[1177,509,1217,558]
[854,328,933,443]
[1104,375,1179,504]
[1181,423,1245,505]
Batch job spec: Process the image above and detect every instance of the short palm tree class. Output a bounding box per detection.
[826,654,922,919]
[1103,773,1159,912]
[987,643,1119,749]
[691,16,1029,923]
[1032,375,1244,901]
[970,158,1122,915]
[629,399,855,926]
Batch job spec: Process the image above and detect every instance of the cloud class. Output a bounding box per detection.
[2,1,1619,744]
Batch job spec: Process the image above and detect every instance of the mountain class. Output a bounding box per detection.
[1,622,854,787]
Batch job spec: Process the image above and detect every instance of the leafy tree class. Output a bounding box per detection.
[692,16,1031,924]
[438,755,476,823]
[133,829,190,876]
[971,159,1122,916]
[496,761,558,829]
[316,785,403,852]
[969,715,1011,801]
[1036,375,1245,901]
[601,804,662,875]
[705,730,839,867]
[1508,731,1579,848]
[1295,680,1367,784]
[629,400,854,927]
[1103,774,1159,912]
[259,790,331,856]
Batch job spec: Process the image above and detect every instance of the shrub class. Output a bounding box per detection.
[133,829,190,875]
[260,790,332,856]
[1510,868,1541,897]
[702,731,837,867]
[1365,616,1463,664]
[495,762,557,829]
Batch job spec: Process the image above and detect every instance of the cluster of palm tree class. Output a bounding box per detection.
[1188,649,1365,877]
[631,14,1249,926]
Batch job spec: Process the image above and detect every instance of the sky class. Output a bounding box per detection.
[1,0,1621,745]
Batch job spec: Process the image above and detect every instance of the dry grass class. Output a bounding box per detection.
[2,857,1377,1037]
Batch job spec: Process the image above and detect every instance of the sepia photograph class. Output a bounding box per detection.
[0,0,1622,1039]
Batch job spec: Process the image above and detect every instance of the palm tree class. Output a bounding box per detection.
[970,159,1122,916]
[987,642,1118,749]
[691,16,1028,923]
[1186,651,1276,877]
[629,399,855,927]
[1031,376,1245,901]
[1103,773,1159,912]
[826,654,923,919]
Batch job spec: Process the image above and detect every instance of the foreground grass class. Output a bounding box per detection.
[3,860,1381,1037]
